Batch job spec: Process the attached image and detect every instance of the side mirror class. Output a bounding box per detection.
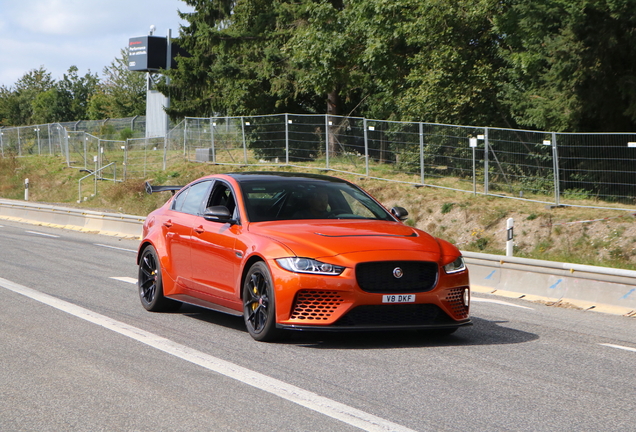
[391,206,409,222]
[203,206,236,224]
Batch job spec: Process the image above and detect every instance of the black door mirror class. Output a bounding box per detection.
[203,206,236,224]
[391,206,409,222]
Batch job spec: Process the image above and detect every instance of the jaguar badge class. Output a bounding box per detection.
[393,267,404,279]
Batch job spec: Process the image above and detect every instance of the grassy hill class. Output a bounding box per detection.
[2,154,635,270]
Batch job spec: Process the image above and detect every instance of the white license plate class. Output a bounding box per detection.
[382,294,415,303]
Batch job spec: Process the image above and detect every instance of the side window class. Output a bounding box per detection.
[171,188,189,212]
[180,181,212,215]
[207,182,238,218]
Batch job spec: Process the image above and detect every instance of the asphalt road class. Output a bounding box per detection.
[0,220,634,431]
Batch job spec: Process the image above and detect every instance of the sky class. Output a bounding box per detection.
[0,0,194,87]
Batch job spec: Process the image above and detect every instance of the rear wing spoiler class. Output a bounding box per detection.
[144,181,183,195]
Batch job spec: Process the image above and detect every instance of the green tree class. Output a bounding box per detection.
[0,67,55,126]
[494,0,636,132]
[88,49,146,119]
[396,0,508,127]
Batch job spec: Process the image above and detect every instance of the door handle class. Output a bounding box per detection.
[163,219,173,228]
[194,225,205,234]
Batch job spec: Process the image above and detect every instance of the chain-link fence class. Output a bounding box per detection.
[0,123,68,157]
[3,114,636,210]
[59,116,147,140]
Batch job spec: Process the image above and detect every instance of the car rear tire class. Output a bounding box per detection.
[138,246,181,312]
[243,262,280,342]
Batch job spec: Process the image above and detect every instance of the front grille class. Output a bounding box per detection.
[443,287,469,319]
[334,304,454,327]
[355,261,438,293]
[290,290,344,321]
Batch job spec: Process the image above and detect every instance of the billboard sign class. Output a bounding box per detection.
[128,36,167,72]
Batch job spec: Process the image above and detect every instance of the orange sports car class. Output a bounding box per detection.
[138,172,470,341]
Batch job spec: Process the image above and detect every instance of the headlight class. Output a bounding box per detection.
[443,257,466,274]
[276,257,345,275]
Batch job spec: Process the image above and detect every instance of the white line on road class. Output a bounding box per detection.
[599,343,636,353]
[95,243,137,253]
[471,297,534,310]
[25,230,60,238]
[110,277,137,284]
[0,276,417,432]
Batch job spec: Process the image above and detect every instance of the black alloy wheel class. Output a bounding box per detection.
[243,262,279,341]
[138,246,180,312]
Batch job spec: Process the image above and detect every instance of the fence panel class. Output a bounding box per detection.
[125,137,166,179]
[419,123,484,192]
[5,114,636,210]
[556,132,636,206]
[487,128,555,202]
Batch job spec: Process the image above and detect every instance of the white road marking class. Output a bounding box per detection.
[600,343,636,353]
[110,277,137,284]
[95,243,137,253]
[25,230,60,238]
[471,297,534,310]
[0,276,416,432]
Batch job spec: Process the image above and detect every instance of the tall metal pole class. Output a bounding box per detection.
[164,29,172,170]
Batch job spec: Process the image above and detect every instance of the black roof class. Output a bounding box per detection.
[226,171,350,184]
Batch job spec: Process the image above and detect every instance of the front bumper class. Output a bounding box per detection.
[269,257,471,331]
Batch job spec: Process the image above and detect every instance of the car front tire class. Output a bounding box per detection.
[138,245,181,312]
[243,262,280,342]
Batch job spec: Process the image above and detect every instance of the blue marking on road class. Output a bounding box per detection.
[620,288,635,300]
[549,279,563,289]
[485,270,496,280]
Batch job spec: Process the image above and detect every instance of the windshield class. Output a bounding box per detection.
[239,179,394,222]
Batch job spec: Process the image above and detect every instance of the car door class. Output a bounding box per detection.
[164,180,212,288]
[189,180,244,299]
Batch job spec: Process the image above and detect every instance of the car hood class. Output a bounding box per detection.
[249,220,444,260]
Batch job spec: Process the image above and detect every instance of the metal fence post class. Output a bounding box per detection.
[325,114,330,170]
[285,113,289,165]
[419,122,425,185]
[363,118,369,176]
[124,139,129,181]
[210,118,216,163]
[163,134,167,171]
[83,131,88,170]
[46,124,51,155]
[552,131,560,206]
[241,117,248,164]
[34,127,40,155]
[183,119,188,157]
[484,127,489,195]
